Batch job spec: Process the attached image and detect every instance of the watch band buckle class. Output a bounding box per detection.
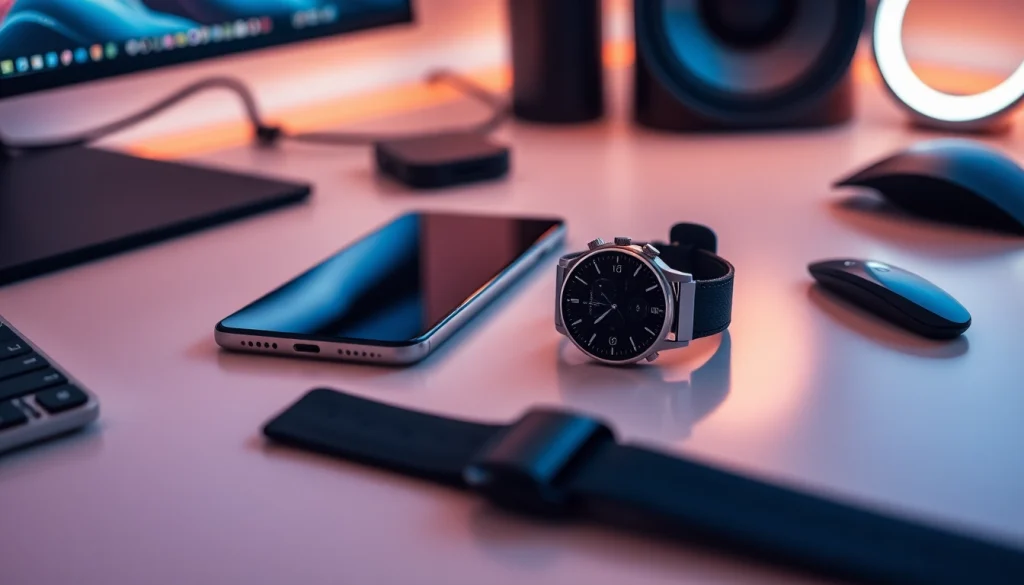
[463,410,613,516]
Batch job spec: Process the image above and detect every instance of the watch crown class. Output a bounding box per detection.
[646,352,660,363]
[614,237,632,246]
[587,238,606,250]
[642,244,661,258]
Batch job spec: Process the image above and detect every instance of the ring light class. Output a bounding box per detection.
[873,0,1024,130]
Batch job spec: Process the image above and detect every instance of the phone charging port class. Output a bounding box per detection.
[293,344,321,354]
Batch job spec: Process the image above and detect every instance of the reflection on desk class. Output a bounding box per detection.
[557,333,731,443]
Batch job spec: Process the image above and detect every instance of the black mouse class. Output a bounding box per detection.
[809,259,971,339]
[835,139,1024,235]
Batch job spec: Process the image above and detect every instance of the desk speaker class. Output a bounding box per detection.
[634,0,866,131]
[508,0,604,123]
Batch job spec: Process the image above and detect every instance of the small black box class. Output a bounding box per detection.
[374,132,510,190]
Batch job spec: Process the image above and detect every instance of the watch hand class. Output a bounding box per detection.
[594,305,617,325]
[602,293,626,318]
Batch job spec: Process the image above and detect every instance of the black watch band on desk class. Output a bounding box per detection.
[264,388,1024,585]
[649,223,735,339]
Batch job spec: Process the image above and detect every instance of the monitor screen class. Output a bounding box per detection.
[0,0,412,100]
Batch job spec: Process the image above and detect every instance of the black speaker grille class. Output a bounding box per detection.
[635,0,866,125]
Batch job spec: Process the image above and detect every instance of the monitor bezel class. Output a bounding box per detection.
[0,3,414,101]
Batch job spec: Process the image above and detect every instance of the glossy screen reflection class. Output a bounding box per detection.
[220,213,562,344]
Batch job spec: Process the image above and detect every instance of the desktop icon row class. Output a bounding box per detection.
[292,4,340,29]
[1,44,117,77]
[125,17,274,57]
[0,15,278,78]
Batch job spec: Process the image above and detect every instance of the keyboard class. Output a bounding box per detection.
[0,316,99,454]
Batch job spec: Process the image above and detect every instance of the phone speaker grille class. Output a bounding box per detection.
[241,340,279,350]
[338,349,381,359]
[237,339,382,360]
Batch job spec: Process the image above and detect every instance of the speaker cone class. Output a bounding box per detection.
[635,0,866,130]
[698,0,798,51]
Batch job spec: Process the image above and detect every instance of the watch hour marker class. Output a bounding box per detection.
[572,319,582,326]
[569,298,580,304]
[645,327,657,336]
[645,284,658,292]
[575,276,588,285]
[594,264,601,274]
[588,333,597,346]
[634,265,642,277]
[630,337,637,350]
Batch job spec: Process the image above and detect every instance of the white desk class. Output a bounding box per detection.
[3,73,1024,585]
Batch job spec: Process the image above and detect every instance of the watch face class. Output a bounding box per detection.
[560,250,669,362]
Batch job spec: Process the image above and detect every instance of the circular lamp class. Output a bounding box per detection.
[873,0,1024,131]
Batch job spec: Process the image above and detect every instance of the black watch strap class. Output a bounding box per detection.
[652,223,734,339]
[265,388,1024,585]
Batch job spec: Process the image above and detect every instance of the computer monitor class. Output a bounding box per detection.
[0,1,413,99]
[0,1,413,287]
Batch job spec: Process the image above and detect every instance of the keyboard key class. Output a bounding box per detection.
[35,385,88,414]
[0,368,65,402]
[0,336,30,360]
[0,402,28,430]
[0,353,48,381]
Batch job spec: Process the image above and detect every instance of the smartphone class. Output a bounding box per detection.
[215,212,566,365]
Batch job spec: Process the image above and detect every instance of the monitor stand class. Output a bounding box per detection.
[0,147,311,286]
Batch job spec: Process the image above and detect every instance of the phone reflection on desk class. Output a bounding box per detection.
[557,333,731,443]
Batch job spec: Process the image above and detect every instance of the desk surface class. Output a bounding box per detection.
[3,74,1024,585]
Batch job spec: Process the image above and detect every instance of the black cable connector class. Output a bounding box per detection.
[255,125,285,147]
[0,69,508,155]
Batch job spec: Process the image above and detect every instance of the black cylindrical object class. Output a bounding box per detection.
[508,0,604,124]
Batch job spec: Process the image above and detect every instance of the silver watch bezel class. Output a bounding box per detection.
[557,246,675,366]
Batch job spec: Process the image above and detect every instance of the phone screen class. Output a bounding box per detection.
[218,212,563,345]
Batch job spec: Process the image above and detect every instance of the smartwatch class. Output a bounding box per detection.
[555,223,735,365]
